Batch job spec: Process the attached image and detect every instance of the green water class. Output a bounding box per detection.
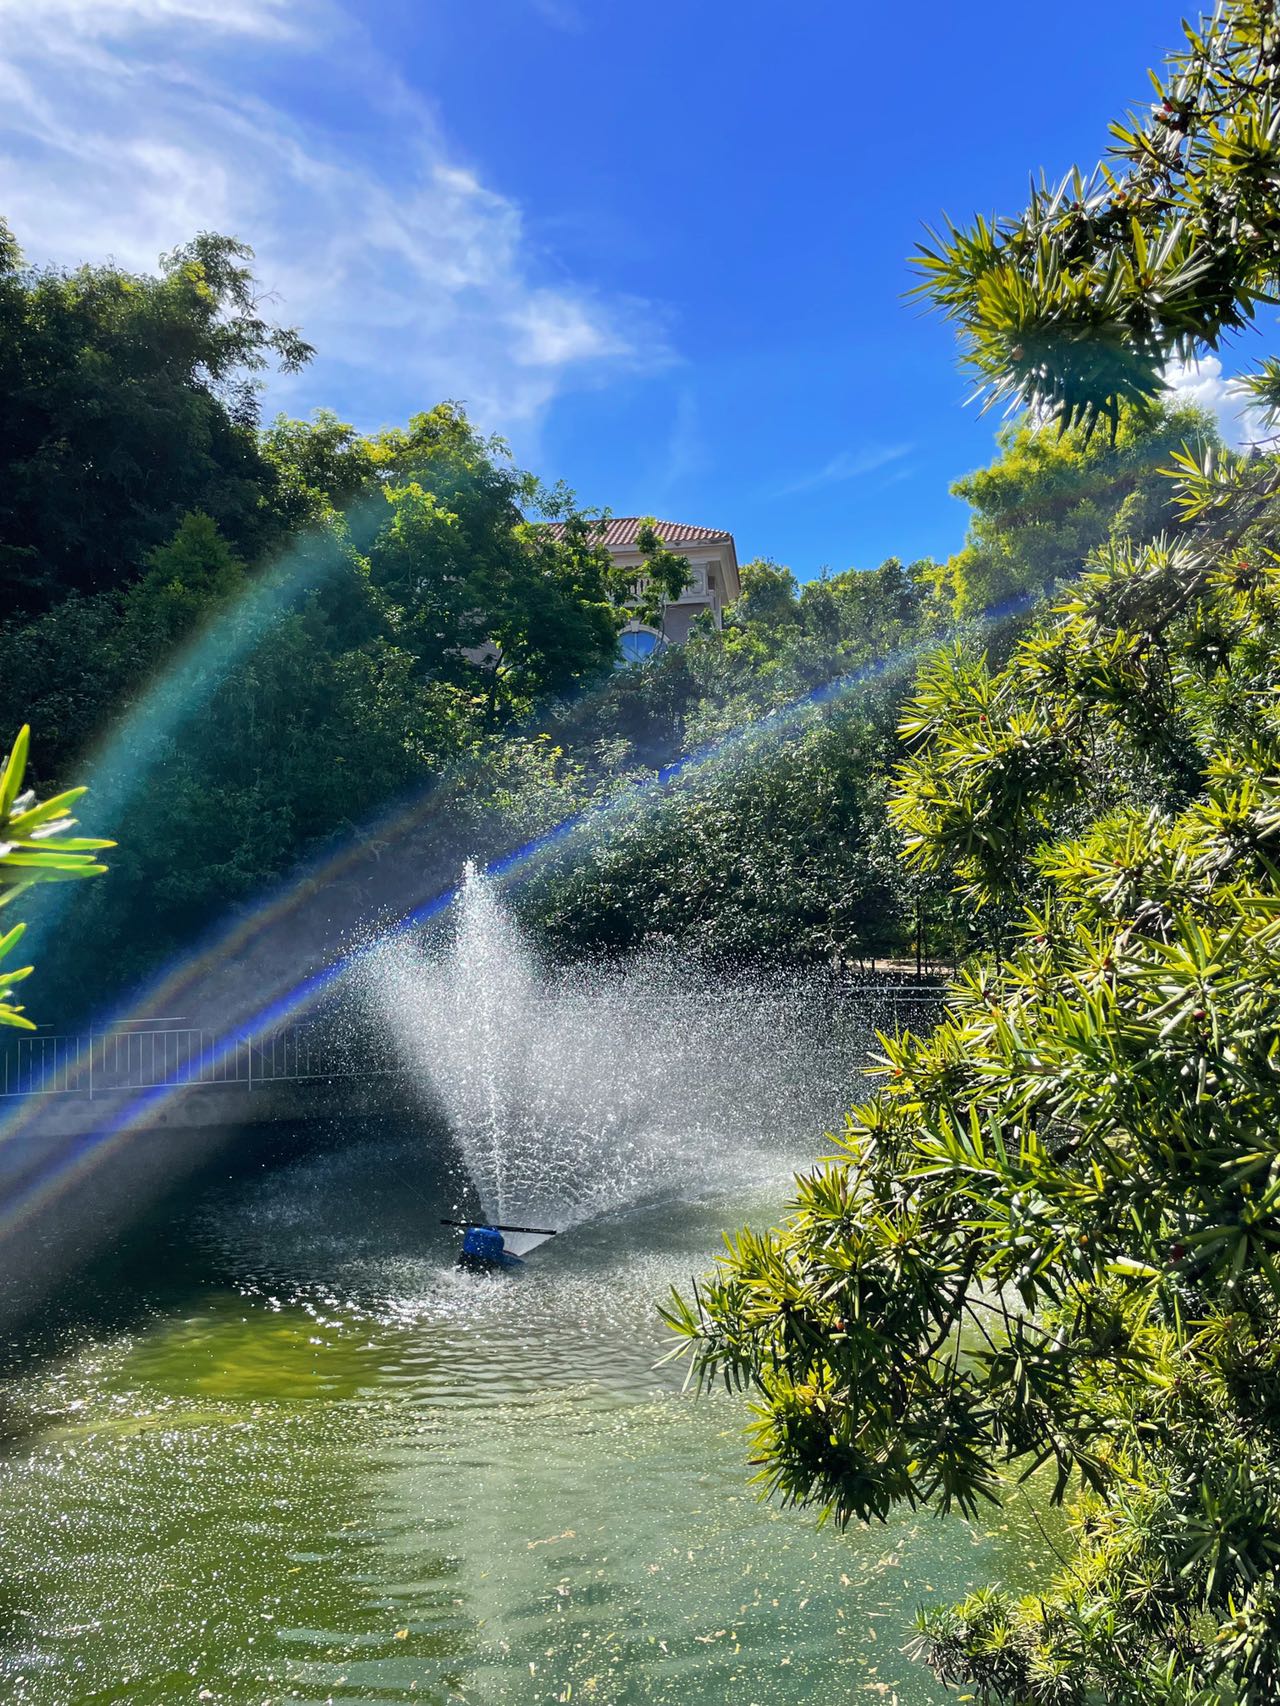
[0,1130,1045,1705]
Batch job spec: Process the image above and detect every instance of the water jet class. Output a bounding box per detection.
[360,864,875,1249]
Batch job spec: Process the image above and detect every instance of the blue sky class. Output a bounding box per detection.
[0,0,1259,577]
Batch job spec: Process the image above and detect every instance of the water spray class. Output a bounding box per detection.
[441,1218,558,1274]
[0,582,1027,1298]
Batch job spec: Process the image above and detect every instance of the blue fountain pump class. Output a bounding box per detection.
[460,1225,523,1270]
[444,1217,558,1271]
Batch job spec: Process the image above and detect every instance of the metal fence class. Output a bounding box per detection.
[0,1021,390,1101]
[0,982,943,1102]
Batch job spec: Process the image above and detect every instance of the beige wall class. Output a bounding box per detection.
[610,540,740,643]
[661,602,702,644]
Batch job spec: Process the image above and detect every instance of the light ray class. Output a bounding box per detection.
[0,582,1041,1257]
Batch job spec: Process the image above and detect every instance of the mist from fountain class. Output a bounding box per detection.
[359,866,888,1249]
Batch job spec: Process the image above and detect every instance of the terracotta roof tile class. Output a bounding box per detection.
[540,516,733,549]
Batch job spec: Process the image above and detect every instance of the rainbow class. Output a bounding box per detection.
[0,574,1037,1269]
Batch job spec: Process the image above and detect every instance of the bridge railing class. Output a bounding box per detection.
[0,1021,392,1101]
[0,982,943,1102]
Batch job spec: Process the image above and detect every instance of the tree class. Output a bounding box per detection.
[667,471,1280,1703]
[0,223,310,612]
[913,1,1280,435]
[2,392,634,1011]
[666,9,1280,1701]
[621,519,693,629]
[942,403,1217,617]
[729,557,802,633]
[522,550,946,967]
[259,409,380,528]
[523,702,909,966]
[0,726,111,1027]
[361,409,627,719]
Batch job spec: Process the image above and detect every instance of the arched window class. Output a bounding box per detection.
[618,626,663,666]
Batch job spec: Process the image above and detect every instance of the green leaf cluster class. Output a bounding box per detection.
[913,1,1280,434]
[671,10,1280,1658]
[521,553,949,967]
[0,225,309,613]
[669,483,1280,1697]
[0,726,110,1028]
[0,385,638,1008]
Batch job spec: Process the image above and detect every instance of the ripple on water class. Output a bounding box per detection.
[0,998,1047,1704]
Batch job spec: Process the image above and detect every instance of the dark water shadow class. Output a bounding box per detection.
[0,1113,474,1446]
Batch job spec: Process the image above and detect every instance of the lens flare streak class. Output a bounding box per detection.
[0,589,1032,1251]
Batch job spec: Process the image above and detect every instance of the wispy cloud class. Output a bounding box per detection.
[0,0,667,432]
[775,443,914,498]
[6,0,303,39]
[653,384,706,494]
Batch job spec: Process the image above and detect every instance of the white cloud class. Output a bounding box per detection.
[2,0,302,39]
[1163,354,1269,449]
[775,443,914,497]
[0,0,667,433]
[509,292,631,367]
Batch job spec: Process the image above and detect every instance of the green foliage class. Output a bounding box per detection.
[5,207,1204,1008]
[0,212,1219,1020]
[0,380,631,1003]
[733,557,802,631]
[0,222,309,612]
[668,479,1280,1700]
[523,554,948,966]
[523,707,908,965]
[943,403,1217,617]
[625,519,692,628]
[0,726,111,1027]
[667,16,1280,1700]
[913,1,1280,433]
[525,422,1197,972]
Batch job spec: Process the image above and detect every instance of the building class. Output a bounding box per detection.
[546,516,740,662]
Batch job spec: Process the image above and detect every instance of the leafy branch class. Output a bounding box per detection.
[0,726,112,1028]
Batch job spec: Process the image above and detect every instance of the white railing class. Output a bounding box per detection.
[0,984,941,1102]
[0,1021,392,1101]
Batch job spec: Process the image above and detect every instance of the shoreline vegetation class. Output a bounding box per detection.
[0,213,1214,1026]
[10,3,1280,1700]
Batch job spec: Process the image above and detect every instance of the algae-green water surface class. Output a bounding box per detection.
[0,1129,1044,1705]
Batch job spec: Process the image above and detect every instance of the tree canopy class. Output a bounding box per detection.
[0,209,1224,1023]
[667,9,1280,1702]
[670,460,1280,1705]
[943,403,1215,616]
[0,224,310,612]
[914,1,1280,435]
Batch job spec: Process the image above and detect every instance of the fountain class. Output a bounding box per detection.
[360,866,872,1247]
[0,878,975,1706]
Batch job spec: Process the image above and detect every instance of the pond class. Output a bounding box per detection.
[0,1120,1047,1706]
